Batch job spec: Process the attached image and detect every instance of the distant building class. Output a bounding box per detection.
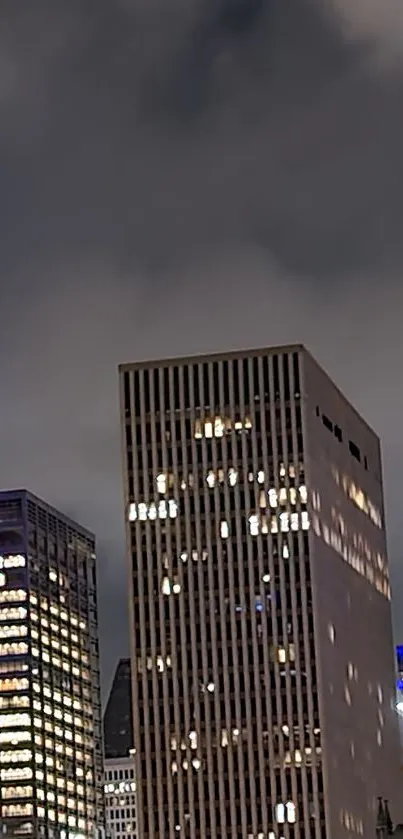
[0,489,104,838]
[120,345,401,839]
[103,658,133,759]
[104,752,136,839]
[376,798,403,836]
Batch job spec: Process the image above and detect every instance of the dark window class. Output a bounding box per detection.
[144,370,151,414]
[193,365,200,407]
[124,372,131,413]
[322,414,333,432]
[153,369,160,413]
[334,425,343,442]
[293,352,300,397]
[173,366,180,410]
[349,440,361,462]
[282,354,290,400]
[273,354,280,399]
[134,371,141,417]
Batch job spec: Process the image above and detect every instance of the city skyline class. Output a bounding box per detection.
[1,0,403,694]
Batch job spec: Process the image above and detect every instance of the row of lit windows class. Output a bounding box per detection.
[154,464,302,496]
[130,484,307,524]
[32,682,90,713]
[30,634,89,665]
[0,727,93,753]
[30,612,84,646]
[0,555,26,570]
[1,803,33,817]
[0,624,28,639]
[0,641,28,657]
[0,589,27,604]
[0,661,29,675]
[34,731,94,763]
[31,647,90,680]
[32,701,87,729]
[36,810,90,831]
[138,645,294,675]
[29,594,86,630]
[0,607,27,622]
[333,468,382,529]
[0,750,91,780]
[32,717,93,747]
[0,695,30,709]
[194,416,252,438]
[312,512,390,599]
[1,785,33,799]
[0,677,30,693]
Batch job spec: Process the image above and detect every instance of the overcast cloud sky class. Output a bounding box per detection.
[0,0,402,696]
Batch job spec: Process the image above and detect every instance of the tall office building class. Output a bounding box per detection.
[119,346,400,839]
[103,659,133,760]
[0,489,104,838]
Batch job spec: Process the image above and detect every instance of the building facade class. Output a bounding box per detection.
[119,346,400,839]
[104,753,136,839]
[103,659,133,760]
[0,489,104,838]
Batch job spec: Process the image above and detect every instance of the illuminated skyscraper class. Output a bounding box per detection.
[119,346,400,839]
[0,489,104,839]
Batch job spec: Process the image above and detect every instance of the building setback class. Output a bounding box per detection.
[0,489,104,838]
[119,345,401,839]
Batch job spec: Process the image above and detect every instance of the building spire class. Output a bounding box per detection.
[377,798,387,837]
[384,800,394,835]
[376,797,395,837]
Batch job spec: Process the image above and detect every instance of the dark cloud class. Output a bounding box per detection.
[0,0,402,695]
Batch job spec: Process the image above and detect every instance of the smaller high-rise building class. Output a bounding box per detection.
[104,752,136,839]
[103,659,133,760]
[0,489,104,838]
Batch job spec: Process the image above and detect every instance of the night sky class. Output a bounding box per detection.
[1,0,403,698]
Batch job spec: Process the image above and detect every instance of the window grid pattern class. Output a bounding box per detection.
[0,491,104,839]
[121,349,326,839]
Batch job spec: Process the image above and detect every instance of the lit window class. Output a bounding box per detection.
[249,515,259,537]
[0,555,26,570]
[299,485,308,504]
[220,521,229,539]
[161,578,171,596]
[204,421,213,438]
[276,804,285,824]
[156,474,167,494]
[268,489,277,508]
[214,417,224,437]
[206,471,215,488]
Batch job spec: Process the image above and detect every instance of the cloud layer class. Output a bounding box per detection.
[0,0,402,692]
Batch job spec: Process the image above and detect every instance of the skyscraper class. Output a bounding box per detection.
[0,489,104,839]
[119,345,400,839]
[103,658,133,760]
